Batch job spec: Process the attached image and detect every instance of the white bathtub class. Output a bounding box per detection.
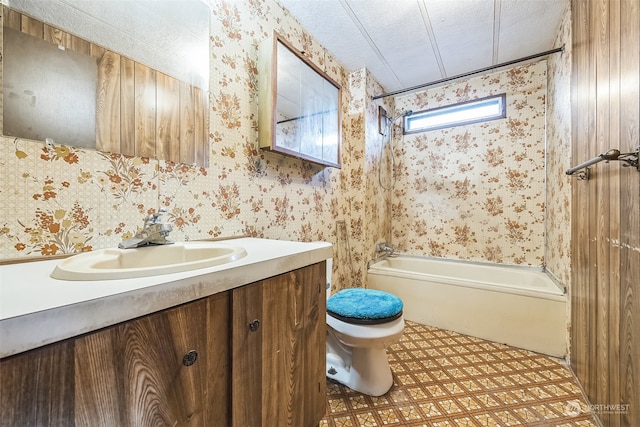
[367,256,567,357]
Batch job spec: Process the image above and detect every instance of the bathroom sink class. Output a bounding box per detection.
[51,242,247,281]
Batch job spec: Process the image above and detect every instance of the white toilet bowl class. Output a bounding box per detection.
[325,281,405,396]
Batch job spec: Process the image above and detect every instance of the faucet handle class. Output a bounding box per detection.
[159,223,173,236]
[146,208,168,225]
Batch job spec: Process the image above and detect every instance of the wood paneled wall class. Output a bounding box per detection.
[2,6,209,167]
[571,0,639,426]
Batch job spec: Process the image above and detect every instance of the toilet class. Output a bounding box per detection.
[325,261,405,396]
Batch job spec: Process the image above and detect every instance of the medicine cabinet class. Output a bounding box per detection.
[258,31,342,168]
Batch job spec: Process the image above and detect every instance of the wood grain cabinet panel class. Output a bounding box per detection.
[0,264,326,427]
[232,262,326,427]
[0,294,230,427]
[0,340,75,426]
[300,262,327,426]
[231,277,264,427]
[204,292,232,426]
[74,297,213,426]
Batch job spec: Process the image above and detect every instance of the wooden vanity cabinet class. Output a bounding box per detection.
[73,292,230,426]
[0,262,326,427]
[232,261,326,427]
[0,292,230,427]
[0,338,75,425]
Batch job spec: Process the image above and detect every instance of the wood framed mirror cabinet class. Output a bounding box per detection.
[258,31,342,168]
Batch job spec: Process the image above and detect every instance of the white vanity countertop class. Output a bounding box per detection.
[0,238,332,358]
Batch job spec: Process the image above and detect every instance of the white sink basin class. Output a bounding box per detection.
[51,242,247,281]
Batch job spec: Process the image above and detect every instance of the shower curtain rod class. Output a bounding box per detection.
[371,45,564,100]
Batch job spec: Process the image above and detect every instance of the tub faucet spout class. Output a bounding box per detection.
[376,242,394,256]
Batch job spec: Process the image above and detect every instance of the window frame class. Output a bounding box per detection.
[403,93,507,134]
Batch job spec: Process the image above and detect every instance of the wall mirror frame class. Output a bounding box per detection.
[258,31,342,168]
[1,2,210,167]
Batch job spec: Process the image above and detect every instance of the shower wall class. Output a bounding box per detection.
[332,68,393,287]
[545,2,573,361]
[392,62,547,266]
[359,70,394,262]
[329,68,393,290]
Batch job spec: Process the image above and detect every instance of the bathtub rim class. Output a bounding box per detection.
[367,254,567,302]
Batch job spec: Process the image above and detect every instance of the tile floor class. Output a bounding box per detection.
[320,321,598,427]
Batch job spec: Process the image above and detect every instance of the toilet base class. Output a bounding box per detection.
[326,336,394,396]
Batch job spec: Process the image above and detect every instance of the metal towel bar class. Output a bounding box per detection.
[566,147,639,180]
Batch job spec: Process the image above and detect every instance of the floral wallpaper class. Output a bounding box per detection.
[392,61,548,266]
[545,3,572,357]
[545,2,572,286]
[0,0,393,293]
[0,0,571,292]
[354,68,395,268]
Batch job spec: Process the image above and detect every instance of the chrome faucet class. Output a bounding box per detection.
[367,242,396,268]
[118,209,173,249]
[375,242,394,256]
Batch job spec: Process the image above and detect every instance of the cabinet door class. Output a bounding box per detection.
[1,292,230,427]
[231,278,263,427]
[75,294,230,427]
[204,292,232,426]
[231,262,326,427]
[298,261,327,426]
[0,340,75,426]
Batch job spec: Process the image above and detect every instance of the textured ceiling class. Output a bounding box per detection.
[277,0,568,94]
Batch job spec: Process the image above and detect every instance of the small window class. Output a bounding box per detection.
[404,94,506,134]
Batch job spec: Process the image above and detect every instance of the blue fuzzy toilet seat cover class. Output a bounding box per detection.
[327,288,403,325]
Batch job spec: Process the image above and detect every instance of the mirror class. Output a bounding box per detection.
[1,0,210,166]
[3,25,97,148]
[258,31,341,168]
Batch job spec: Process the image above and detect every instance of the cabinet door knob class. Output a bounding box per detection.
[248,319,261,332]
[182,350,198,366]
